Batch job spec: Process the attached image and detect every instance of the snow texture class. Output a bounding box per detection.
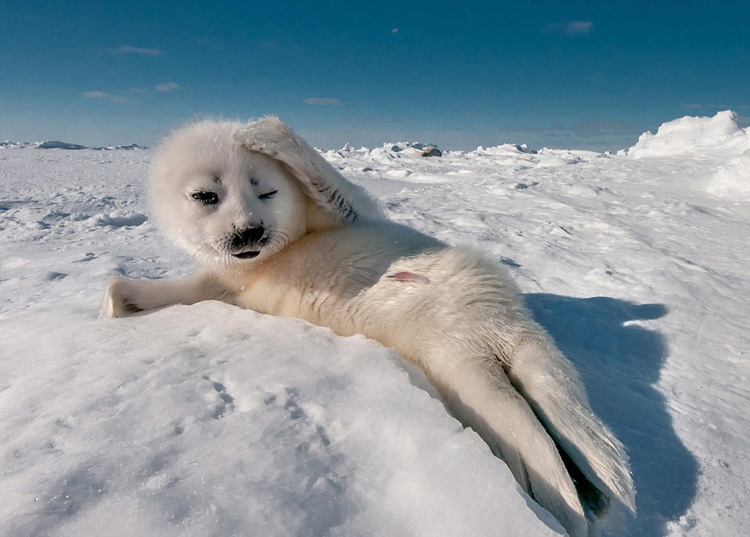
[1,112,749,537]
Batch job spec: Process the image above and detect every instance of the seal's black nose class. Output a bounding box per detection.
[231,225,265,248]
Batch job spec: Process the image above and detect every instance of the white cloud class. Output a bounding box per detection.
[81,91,127,103]
[543,20,594,35]
[304,97,342,106]
[111,45,163,56]
[156,82,180,92]
[565,21,593,34]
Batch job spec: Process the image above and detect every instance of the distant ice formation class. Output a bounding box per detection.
[627,110,749,198]
[0,140,148,150]
[627,110,747,158]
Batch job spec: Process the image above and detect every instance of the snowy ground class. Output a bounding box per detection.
[1,111,748,537]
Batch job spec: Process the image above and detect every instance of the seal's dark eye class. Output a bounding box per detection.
[259,190,278,200]
[191,191,219,204]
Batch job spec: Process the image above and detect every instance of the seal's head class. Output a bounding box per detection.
[149,120,308,271]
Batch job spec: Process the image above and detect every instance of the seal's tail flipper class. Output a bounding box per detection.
[436,357,590,537]
[507,339,637,516]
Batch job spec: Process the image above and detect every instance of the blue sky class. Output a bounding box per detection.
[1,0,748,150]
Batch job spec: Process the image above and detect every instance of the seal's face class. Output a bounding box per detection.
[149,121,307,271]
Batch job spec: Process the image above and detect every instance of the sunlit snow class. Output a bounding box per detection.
[1,111,748,537]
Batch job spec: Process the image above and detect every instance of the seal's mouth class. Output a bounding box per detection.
[232,250,260,259]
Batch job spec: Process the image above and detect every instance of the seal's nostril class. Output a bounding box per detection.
[246,225,265,243]
[233,225,265,247]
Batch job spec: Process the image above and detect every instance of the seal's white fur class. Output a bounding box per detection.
[101,117,635,536]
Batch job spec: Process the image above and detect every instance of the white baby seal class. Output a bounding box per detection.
[101,117,635,536]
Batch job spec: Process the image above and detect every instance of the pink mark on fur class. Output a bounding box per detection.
[389,271,431,284]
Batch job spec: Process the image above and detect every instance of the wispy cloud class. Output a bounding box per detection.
[109,45,163,56]
[81,91,127,103]
[304,97,342,106]
[494,121,639,137]
[566,21,593,34]
[156,82,180,92]
[543,21,594,35]
[572,121,641,137]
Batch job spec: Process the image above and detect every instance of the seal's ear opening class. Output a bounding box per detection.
[235,117,382,227]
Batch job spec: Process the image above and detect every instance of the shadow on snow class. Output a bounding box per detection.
[525,294,698,537]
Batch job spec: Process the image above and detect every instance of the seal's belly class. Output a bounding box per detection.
[230,222,444,337]
[226,221,525,368]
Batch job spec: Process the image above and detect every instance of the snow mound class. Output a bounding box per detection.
[1,303,564,537]
[707,149,750,197]
[91,143,149,151]
[627,111,750,197]
[627,111,748,158]
[92,210,148,227]
[1,141,35,149]
[471,143,537,156]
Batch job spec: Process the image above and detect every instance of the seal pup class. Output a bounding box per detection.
[101,117,635,537]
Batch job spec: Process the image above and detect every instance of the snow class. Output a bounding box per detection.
[626,110,748,159]
[0,141,148,150]
[1,112,749,537]
[625,110,750,198]
[708,149,750,197]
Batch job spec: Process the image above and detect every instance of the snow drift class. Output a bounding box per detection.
[627,110,748,158]
[708,150,750,196]
[1,111,749,537]
[626,110,750,198]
